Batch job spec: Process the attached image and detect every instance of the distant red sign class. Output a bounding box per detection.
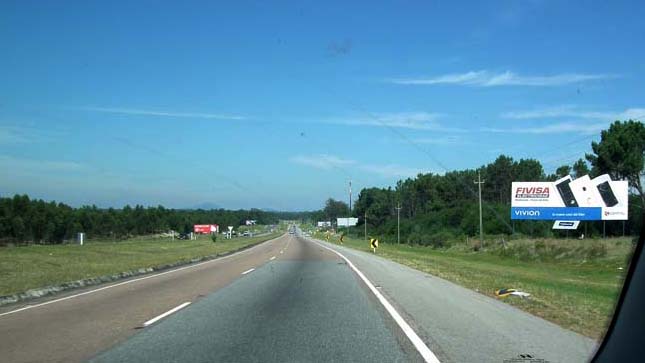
[194,224,219,234]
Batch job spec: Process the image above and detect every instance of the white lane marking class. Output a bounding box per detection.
[280,250,284,254]
[242,268,255,275]
[0,234,287,318]
[270,256,276,261]
[310,238,441,363]
[143,302,191,327]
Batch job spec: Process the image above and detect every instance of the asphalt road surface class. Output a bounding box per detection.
[0,231,597,362]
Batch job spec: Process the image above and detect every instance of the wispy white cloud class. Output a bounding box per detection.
[290,154,355,170]
[388,70,616,87]
[502,106,645,120]
[489,106,645,135]
[358,164,422,178]
[0,155,85,173]
[482,122,609,135]
[0,125,63,144]
[327,112,464,131]
[76,107,246,120]
[0,126,31,144]
[289,154,421,178]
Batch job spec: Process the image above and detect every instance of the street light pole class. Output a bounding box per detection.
[396,204,402,244]
[474,170,485,248]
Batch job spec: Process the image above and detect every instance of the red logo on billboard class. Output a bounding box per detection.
[194,224,219,234]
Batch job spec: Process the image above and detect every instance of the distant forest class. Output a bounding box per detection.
[0,196,310,245]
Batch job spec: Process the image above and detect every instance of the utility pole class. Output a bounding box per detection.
[474,170,485,248]
[364,211,367,241]
[349,179,352,215]
[396,204,402,244]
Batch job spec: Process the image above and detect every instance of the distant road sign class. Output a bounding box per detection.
[370,238,379,251]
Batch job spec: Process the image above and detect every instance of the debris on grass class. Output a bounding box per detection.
[495,288,531,298]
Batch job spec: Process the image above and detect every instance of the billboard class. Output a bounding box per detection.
[511,174,628,221]
[194,224,219,234]
[317,221,331,228]
[337,217,358,227]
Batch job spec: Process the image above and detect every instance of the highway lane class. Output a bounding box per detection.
[311,237,598,363]
[90,234,419,362]
[0,234,294,363]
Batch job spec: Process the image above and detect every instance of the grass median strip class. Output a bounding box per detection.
[0,233,281,298]
[321,233,634,340]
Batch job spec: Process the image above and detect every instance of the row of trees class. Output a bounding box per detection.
[342,120,644,245]
[0,195,311,245]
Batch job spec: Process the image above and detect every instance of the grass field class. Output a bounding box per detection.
[316,232,635,340]
[0,232,281,297]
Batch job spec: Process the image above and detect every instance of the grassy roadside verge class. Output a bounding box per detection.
[0,232,281,297]
[318,232,634,340]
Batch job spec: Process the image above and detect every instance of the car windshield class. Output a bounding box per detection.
[1,2,643,363]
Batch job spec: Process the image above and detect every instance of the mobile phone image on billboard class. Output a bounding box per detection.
[592,174,620,207]
[555,176,578,207]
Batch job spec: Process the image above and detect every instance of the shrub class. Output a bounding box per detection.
[211,234,217,243]
[427,230,454,248]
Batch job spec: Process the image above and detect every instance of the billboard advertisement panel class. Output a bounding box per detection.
[317,221,331,227]
[511,174,628,221]
[337,217,358,227]
[194,224,219,234]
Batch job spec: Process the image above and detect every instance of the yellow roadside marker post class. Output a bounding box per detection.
[370,238,379,253]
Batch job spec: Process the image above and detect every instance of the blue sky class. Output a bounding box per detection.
[1,1,644,210]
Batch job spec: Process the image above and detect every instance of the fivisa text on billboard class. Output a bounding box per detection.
[511,174,628,221]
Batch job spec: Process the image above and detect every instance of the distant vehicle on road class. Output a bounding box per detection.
[177,233,189,240]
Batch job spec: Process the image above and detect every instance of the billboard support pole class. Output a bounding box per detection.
[603,221,606,239]
[474,170,485,248]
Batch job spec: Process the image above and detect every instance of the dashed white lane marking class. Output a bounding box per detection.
[270,256,276,261]
[309,238,441,363]
[0,234,287,318]
[143,302,191,327]
[241,268,255,275]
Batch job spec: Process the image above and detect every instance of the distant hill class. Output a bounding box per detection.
[189,202,222,210]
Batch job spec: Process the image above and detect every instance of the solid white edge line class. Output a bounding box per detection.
[309,238,441,363]
[143,302,191,327]
[242,268,255,275]
[0,234,286,318]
